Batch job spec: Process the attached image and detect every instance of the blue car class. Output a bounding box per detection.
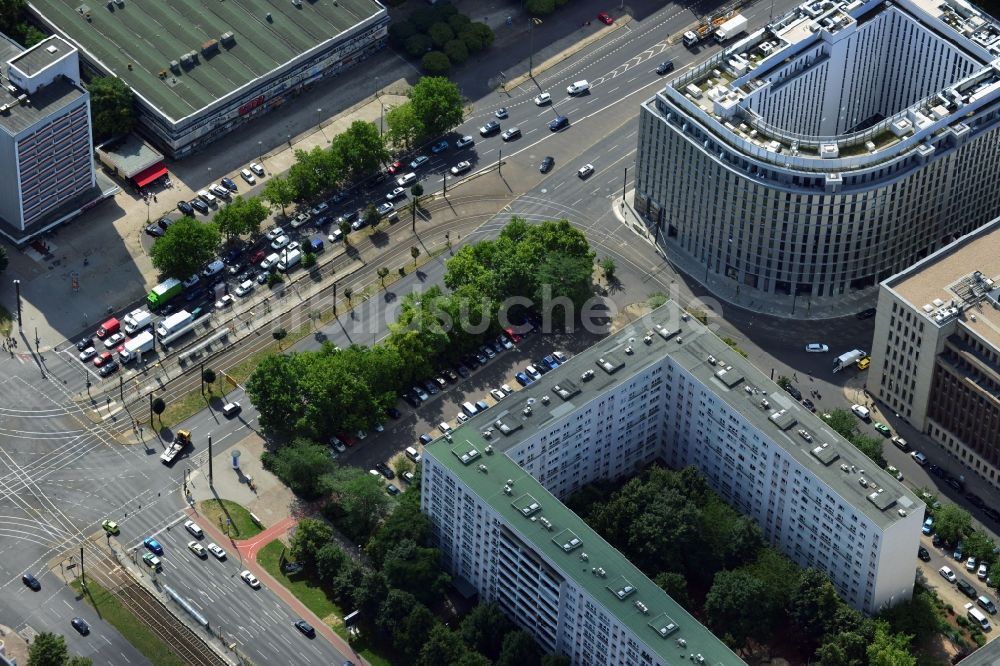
[542,355,560,370]
[431,140,449,154]
[515,372,531,387]
[143,537,163,555]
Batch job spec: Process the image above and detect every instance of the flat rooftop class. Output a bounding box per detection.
[0,36,84,136]
[28,0,385,121]
[886,217,1000,349]
[427,303,920,663]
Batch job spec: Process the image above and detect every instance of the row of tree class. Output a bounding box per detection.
[258,76,463,215]
[568,465,938,664]
[25,630,92,665]
[286,481,568,666]
[246,218,596,444]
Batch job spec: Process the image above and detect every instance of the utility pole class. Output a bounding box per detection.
[208,435,214,487]
[529,18,542,78]
[13,280,22,330]
[80,546,85,584]
[442,175,447,197]
[622,167,628,205]
[498,148,502,176]
[119,375,124,401]
[200,360,205,394]
[148,393,153,427]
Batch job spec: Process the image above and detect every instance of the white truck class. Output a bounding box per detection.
[156,310,193,339]
[277,248,301,272]
[119,330,154,363]
[122,308,153,335]
[833,348,867,373]
[714,14,748,42]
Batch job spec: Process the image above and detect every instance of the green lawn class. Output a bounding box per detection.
[196,498,263,539]
[70,578,188,666]
[256,540,392,666]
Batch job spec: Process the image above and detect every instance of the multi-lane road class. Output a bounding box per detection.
[1,0,827,663]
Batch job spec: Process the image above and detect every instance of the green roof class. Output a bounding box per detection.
[30,0,386,120]
[428,430,745,666]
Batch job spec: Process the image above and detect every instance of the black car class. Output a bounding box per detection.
[785,384,802,400]
[401,392,420,408]
[22,573,40,591]
[421,379,439,395]
[534,360,551,374]
[856,307,877,320]
[375,462,396,480]
[177,200,194,215]
[455,364,471,378]
[933,534,943,547]
[185,288,205,303]
[928,464,946,478]
[540,156,555,173]
[99,361,120,377]
[462,354,480,369]
[443,368,458,382]
[145,223,165,238]
[656,60,675,75]
[221,176,238,191]
[76,336,94,352]
[190,199,209,214]
[387,407,402,419]
[71,617,90,635]
[157,217,176,230]
[946,477,963,491]
[984,507,1000,522]
[965,492,984,508]
[802,398,816,411]
[293,619,316,638]
[917,546,930,562]
[479,120,501,136]
[548,116,569,131]
[223,248,242,265]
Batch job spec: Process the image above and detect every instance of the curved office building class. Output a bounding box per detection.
[634,0,1000,314]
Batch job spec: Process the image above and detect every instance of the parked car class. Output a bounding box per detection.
[177,200,194,215]
[805,343,829,352]
[143,537,164,555]
[431,140,449,154]
[918,546,930,562]
[409,155,429,169]
[240,168,256,184]
[145,223,165,237]
[240,570,261,589]
[940,566,957,583]
[597,10,614,23]
[873,422,891,436]
[221,176,237,191]
[190,199,209,214]
[249,162,265,177]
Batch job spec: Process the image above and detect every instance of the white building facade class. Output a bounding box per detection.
[0,36,95,231]
[421,304,922,664]
[634,0,1000,315]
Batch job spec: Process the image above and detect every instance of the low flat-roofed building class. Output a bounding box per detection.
[871,217,1000,492]
[0,34,116,245]
[29,0,389,157]
[421,302,922,663]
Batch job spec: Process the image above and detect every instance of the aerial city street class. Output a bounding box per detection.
[1,0,1000,663]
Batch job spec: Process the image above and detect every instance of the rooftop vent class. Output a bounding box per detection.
[635,601,649,614]
[477,464,487,473]
[46,45,58,54]
[810,444,839,465]
[581,369,595,381]
[484,445,493,454]
[220,31,235,46]
[596,355,624,374]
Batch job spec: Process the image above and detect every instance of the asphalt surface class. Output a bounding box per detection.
[9,0,1000,662]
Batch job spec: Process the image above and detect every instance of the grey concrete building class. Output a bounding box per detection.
[634,0,1000,316]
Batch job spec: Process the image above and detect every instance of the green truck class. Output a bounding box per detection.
[147,278,182,309]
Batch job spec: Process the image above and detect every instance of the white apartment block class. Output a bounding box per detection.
[421,303,922,664]
[870,217,1000,492]
[0,35,95,236]
[634,0,1000,315]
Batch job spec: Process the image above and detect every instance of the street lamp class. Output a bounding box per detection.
[317,108,324,138]
[529,18,542,78]
[258,140,263,163]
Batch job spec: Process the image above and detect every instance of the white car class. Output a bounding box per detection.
[103,332,126,349]
[188,541,207,558]
[249,162,265,177]
[457,413,470,424]
[79,346,98,362]
[805,343,829,353]
[979,564,989,580]
[490,388,507,401]
[940,566,957,583]
[967,557,977,571]
[240,570,261,589]
[270,234,291,250]
[184,520,204,538]
[214,295,234,310]
[850,404,870,420]
[534,92,551,105]
[525,365,542,380]
[396,172,417,187]
[376,202,395,217]
[578,163,594,178]
[182,273,200,289]
[260,252,281,270]
[240,168,256,185]
[202,259,225,277]
[501,383,514,395]
[450,161,471,175]
[386,187,406,201]
[207,543,226,560]
[286,240,300,253]
[438,422,453,434]
[265,226,284,240]
[234,280,254,297]
[455,135,474,149]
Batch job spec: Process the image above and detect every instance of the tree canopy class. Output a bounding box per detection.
[330,120,390,182]
[86,76,135,140]
[149,217,220,280]
[933,503,971,544]
[214,196,269,241]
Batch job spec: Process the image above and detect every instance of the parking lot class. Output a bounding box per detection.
[336,323,603,476]
[918,532,999,639]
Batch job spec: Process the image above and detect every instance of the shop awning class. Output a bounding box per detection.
[134,163,168,188]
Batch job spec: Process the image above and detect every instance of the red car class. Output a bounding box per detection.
[251,250,267,265]
[504,327,522,344]
[336,433,357,447]
[597,11,613,24]
[93,351,113,367]
[386,160,403,175]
